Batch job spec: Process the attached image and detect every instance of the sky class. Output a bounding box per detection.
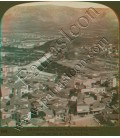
[17,2,108,8]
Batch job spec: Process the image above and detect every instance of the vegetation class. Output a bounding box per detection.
[6,101,10,106]
[9,94,13,98]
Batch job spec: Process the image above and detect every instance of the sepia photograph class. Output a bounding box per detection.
[0,1,119,133]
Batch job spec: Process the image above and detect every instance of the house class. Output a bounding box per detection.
[26,70,57,83]
[1,65,9,78]
[22,42,35,49]
[1,85,11,100]
[81,87,106,94]
[0,110,11,120]
[20,109,31,121]
[2,65,18,78]
[109,76,117,88]
[10,78,28,98]
[91,102,105,113]
[77,104,90,114]
[55,108,66,120]
[84,97,96,105]
[48,98,68,109]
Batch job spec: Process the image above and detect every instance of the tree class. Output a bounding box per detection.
[38,111,46,119]
[9,94,13,98]
[6,101,10,106]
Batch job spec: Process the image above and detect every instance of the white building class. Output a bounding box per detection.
[110,77,117,88]
[81,87,106,94]
[20,42,35,48]
[77,104,90,113]
[32,71,57,82]
[2,65,18,78]
[1,85,11,100]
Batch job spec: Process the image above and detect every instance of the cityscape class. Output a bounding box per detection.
[0,2,119,128]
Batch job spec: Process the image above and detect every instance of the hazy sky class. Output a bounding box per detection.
[17,2,108,8]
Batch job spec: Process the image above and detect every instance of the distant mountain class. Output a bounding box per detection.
[2,4,118,62]
[2,5,85,34]
[2,5,116,34]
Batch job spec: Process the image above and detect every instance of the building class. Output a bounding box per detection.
[91,102,105,113]
[109,76,117,88]
[22,42,35,49]
[8,78,28,98]
[81,87,106,94]
[1,85,11,100]
[36,71,57,82]
[84,97,96,105]
[23,69,57,82]
[0,110,11,120]
[2,65,18,78]
[20,109,31,121]
[77,104,90,114]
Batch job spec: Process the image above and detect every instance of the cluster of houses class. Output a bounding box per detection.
[0,65,118,127]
